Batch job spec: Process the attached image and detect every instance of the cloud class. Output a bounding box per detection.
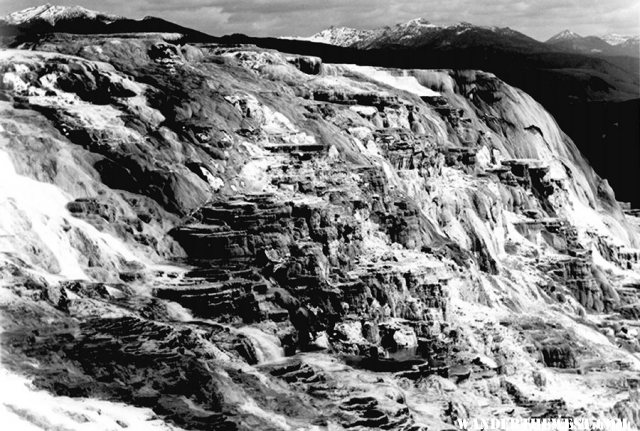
[1,0,638,40]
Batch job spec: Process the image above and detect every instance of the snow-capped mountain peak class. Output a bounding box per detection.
[2,3,120,26]
[546,29,582,42]
[387,17,444,41]
[398,17,440,29]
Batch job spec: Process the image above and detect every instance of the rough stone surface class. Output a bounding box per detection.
[0,34,639,430]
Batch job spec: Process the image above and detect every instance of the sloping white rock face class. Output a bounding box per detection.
[0,370,185,431]
[0,149,126,279]
[337,64,442,97]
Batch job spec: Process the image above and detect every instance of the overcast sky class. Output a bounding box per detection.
[2,0,639,40]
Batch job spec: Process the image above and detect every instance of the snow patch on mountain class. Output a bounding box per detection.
[601,33,640,46]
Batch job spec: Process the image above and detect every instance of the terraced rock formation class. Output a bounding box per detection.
[1,30,640,430]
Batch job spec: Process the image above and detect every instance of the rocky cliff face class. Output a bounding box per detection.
[1,32,640,430]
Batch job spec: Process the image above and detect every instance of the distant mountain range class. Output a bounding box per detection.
[1,4,639,206]
[546,29,639,57]
[287,19,543,51]
[289,20,638,58]
[4,5,637,59]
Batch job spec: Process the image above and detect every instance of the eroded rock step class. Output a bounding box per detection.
[262,359,426,430]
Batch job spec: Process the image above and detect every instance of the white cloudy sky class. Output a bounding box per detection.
[2,0,639,40]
